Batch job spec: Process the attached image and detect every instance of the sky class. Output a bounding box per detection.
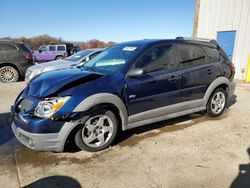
[0,0,195,42]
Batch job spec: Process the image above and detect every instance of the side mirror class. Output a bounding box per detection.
[85,56,90,62]
[127,68,145,77]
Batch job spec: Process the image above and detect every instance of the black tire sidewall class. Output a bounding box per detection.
[0,66,19,83]
[207,88,228,117]
[74,109,119,152]
[56,56,63,60]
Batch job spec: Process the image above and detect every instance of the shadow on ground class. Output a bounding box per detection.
[227,94,237,108]
[230,147,250,188]
[0,112,14,145]
[23,176,81,188]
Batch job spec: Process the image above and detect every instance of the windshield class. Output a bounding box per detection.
[83,45,139,74]
[66,50,92,62]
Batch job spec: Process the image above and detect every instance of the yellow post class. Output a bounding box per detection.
[246,54,250,82]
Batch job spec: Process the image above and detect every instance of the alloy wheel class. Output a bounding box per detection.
[210,91,226,114]
[81,115,114,148]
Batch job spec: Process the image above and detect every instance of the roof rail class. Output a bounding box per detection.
[175,37,217,44]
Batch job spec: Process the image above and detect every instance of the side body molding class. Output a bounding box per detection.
[73,93,128,130]
[71,77,235,131]
[125,77,235,130]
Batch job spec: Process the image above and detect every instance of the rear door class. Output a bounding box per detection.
[126,43,180,117]
[0,43,19,63]
[176,43,220,102]
[57,45,66,57]
[47,45,56,61]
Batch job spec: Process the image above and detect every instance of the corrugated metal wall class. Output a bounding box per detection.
[197,0,250,79]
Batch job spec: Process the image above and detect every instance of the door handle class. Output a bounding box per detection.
[168,74,179,81]
[207,69,213,75]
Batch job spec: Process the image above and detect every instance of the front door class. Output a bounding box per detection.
[47,45,56,61]
[126,44,180,117]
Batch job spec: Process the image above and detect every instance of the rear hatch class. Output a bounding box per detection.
[17,43,34,64]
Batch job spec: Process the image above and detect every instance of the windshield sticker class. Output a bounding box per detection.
[122,47,137,51]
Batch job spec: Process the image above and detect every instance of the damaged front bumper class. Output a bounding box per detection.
[11,104,78,152]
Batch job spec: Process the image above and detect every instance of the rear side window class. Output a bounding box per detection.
[49,46,56,51]
[135,44,177,72]
[177,44,206,67]
[0,43,17,51]
[19,44,32,52]
[57,45,66,51]
[203,46,220,63]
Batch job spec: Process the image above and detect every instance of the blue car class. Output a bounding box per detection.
[11,38,236,152]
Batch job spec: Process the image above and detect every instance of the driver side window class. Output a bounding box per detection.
[135,44,176,72]
[40,46,47,52]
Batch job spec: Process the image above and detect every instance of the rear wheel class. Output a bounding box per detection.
[56,56,64,60]
[75,109,118,152]
[0,66,19,83]
[206,88,228,117]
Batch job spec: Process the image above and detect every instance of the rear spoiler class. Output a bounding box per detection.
[175,37,218,45]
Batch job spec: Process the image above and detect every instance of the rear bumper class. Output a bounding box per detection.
[17,61,34,77]
[229,80,236,97]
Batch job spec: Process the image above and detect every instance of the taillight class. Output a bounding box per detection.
[228,63,235,80]
[25,53,33,59]
[229,63,235,72]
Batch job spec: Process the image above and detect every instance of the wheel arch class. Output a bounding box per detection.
[203,77,231,105]
[55,55,64,60]
[0,62,21,75]
[73,93,128,130]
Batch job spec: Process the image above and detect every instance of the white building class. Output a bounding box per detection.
[193,0,250,80]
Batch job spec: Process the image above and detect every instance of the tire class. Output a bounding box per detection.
[74,109,119,152]
[56,56,64,60]
[0,66,19,83]
[206,88,228,117]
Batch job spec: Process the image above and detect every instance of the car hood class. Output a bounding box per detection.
[28,68,103,98]
[28,59,78,71]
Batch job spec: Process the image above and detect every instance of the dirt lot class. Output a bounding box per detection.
[0,81,249,188]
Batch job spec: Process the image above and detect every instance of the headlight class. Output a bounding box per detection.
[34,96,71,119]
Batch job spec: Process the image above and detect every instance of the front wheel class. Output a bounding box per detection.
[206,88,228,117]
[75,109,118,152]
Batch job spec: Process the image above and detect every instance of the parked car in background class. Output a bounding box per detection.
[33,43,80,62]
[25,48,104,83]
[0,41,34,83]
[11,38,235,152]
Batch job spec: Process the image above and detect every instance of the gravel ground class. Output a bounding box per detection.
[0,81,249,188]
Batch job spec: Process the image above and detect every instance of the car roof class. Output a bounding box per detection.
[0,40,24,45]
[118,39,172,46]
[117,38,218,49]
[84,48,105,52]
